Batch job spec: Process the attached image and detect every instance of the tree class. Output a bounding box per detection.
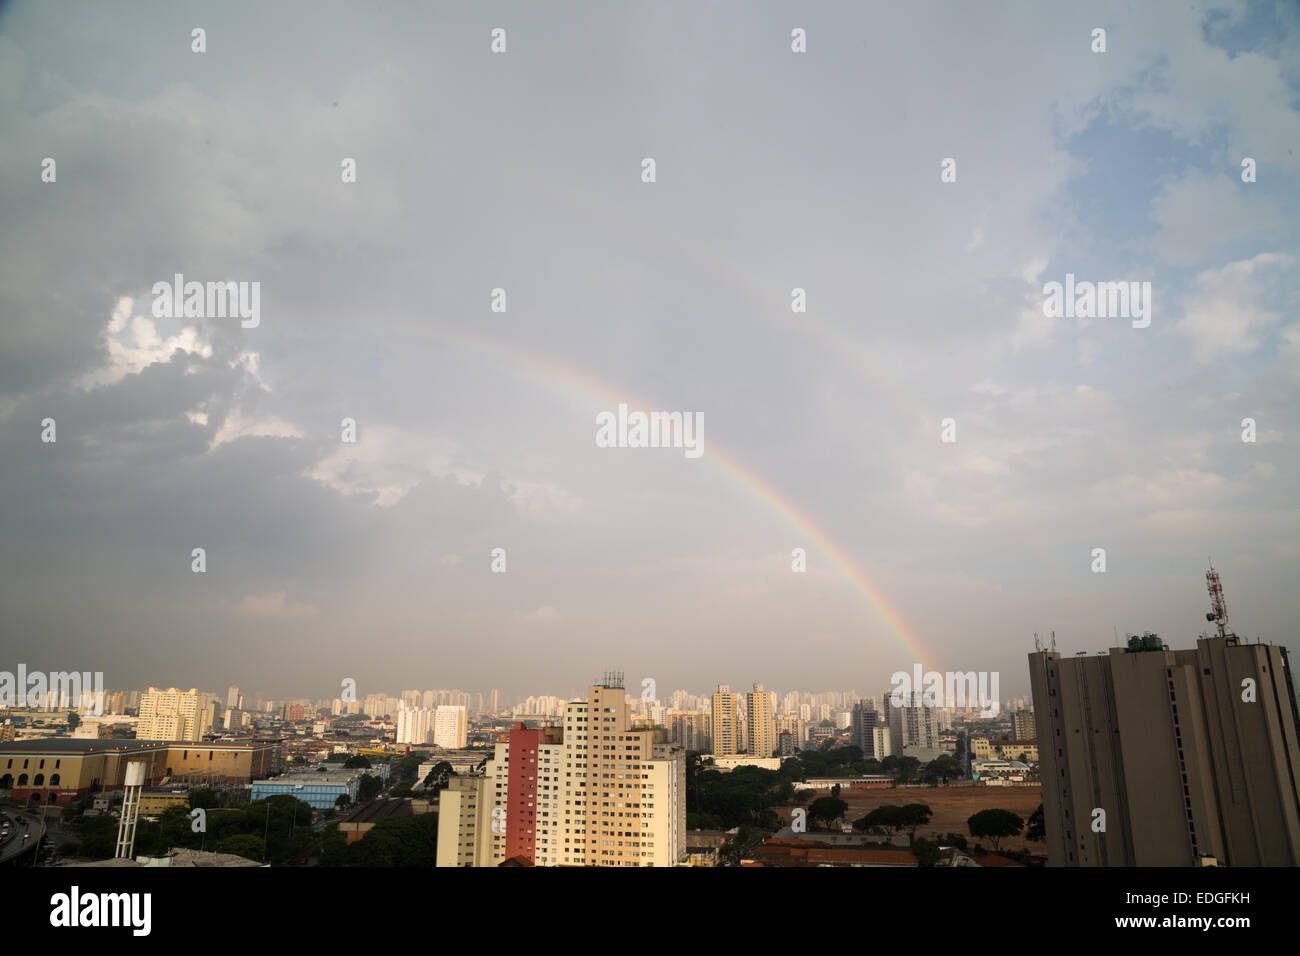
[924,755,962,784]
[1026,804,1045,842]
[967,809,1024,850]
[66,712,81,731]
[899,803,933,833]
[855,805,902,833]
[807,797,849,831]
[189,788,222,810]
[335,794,352,810]
[219,834,266,862]
[723,824,766,866]
[357,773,382,802]
[343,755,372,769]
[912,837,942,867]
[422,761,453,790]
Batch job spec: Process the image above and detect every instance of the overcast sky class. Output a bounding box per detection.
[1,1,1297,706]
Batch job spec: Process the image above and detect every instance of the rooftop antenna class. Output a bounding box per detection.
[1205,564,1239,646]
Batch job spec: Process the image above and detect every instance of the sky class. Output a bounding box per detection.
[0,0,1297,705]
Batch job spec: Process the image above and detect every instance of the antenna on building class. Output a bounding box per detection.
[1205,565,1239,646]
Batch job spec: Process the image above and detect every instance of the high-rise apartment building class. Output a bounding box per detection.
[436,774,494,867]
[746,683,777,757]
[673,710,711,753]
[396,706,433,745]
[434,705,468,749]
[851,701,891,760]
[1029,632,1300,866]
[137,687,209,742]
[711,685,740,757]
[559,679,686,867]
[439,677,687,867]
[1011,709,1036,741]
[883,689,937,758]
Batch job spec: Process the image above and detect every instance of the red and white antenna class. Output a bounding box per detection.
[1206,564,1239,646]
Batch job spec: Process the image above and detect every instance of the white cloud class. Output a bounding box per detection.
[1175,253,1293,362]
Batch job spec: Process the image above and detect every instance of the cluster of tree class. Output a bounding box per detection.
[966,808,1024,849]
[852,802,932,834]
[788,746,881,779]
[686,754,794,830]
[317,812,439,866]
[421,761,454,791]
[65,794,315,864]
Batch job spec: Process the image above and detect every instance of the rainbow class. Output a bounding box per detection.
[437,326,933,671]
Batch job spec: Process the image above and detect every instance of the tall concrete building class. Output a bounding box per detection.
[673,710,711,753]
[395,706,433,745]
[1029,632,1300,866]
[436,774,494,867]
[1011,709,1037,741]
[711,685,740,757]
[851,701,891,761]
[434,705,468,749]
[559,678,686,867]
[137,687,209,742]
[441,676,687,867]
[883,689,937,758]
[746,683,777,757]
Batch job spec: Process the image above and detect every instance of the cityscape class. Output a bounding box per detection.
[2,0,1296,938]
[2,564,1296,872]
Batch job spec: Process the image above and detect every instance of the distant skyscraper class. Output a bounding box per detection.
[1011,709,1036,740]
[226,685,240,710]
[884,689,937,757]
[138,687,208,741]
[434,705,468,749]
[396,706,433,745]
[851,701,890,760]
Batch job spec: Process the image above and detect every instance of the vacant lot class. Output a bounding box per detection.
[780,785,1045,854]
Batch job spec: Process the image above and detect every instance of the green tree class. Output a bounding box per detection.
[855,804,905,833]
[723,824,766,866]
[924,755,962,784]
[899,803,933,833]
[912,836,942,867]
[343,813,439,866]
[967,809,1024,850]
[357,774,382,802]
[807,797,849,831]
[219,834,266,861]
[1026,803,1045,842]
[343,755,372,769]
[189,788,222,810]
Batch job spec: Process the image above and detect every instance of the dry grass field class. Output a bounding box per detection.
[777,784,1045,854]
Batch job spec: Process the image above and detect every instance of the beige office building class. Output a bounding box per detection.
[1029,633,1300,866]
[711,685,740,757]
[746,683,777,758]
